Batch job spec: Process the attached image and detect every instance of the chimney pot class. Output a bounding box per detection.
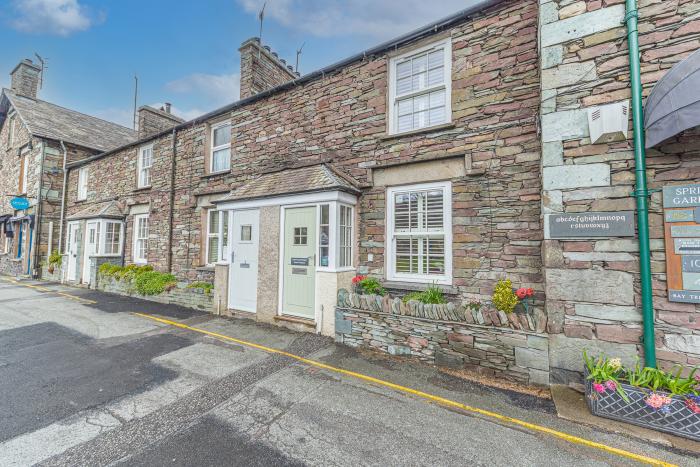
[164,102,172,114]
[264,45,271,52]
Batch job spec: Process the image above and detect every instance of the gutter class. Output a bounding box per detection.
[625,0,656,367]
[66,0,504,170]
[57,141,68,254]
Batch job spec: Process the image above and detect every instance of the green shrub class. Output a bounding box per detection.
[99,263,122,277]
[187,282,214,294]
[48,250,62,267]
[358,277,386,296]
[492,279,518,314]
[402,285,447,304]
[134,271,177,295]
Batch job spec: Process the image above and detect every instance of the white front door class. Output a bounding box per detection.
[282,207,316,319]
[66,222,80,282]
[82,221,100,284]
[228,209,260,312]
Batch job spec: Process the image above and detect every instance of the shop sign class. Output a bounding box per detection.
[673,238,700,254]
[10,197,30,210]
[681,256,700,273]
[665,210,694,222]
[670,225,700,237]
[548,211,635,238]
[663,183,700,208]
[663,183,700,303]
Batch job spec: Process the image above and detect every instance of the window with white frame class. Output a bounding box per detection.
[319,205,330,267]
[133,214,149,264]
[104,221,122,255]
[206,210,229,265]
[8,114,15,148]
[339,205,353,268]
[388,39,451,135]
[77,167,88,200]
[210,123,231,173]
[19,154,29,194]
[138,145,153,188]
[387,182,451,283]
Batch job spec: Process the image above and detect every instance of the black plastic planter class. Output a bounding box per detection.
[585,373,700,441]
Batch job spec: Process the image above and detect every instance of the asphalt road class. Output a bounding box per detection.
[0,278,696,466]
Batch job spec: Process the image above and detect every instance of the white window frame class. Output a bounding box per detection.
[8,114,15,148]
[19,153,29,194]
[102,220,124,256]
[338,204,353,269]
[206,209,229,266]
[210,122,232,174]
[386,181,452,285]
[388,38,452,135]
[137,144,153,188]
[77,167,88,201]
[132,214,149,264]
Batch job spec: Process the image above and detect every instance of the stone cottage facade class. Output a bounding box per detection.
[0,59,137,278]
[50,0,700,386]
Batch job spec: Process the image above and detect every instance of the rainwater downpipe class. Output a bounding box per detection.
[57,141,68,254]
[625,0,656,368]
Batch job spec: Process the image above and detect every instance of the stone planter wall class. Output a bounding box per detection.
[336,291,550,386]
[0,254,24,277]
[41,264,62,282]
[97,275,214,312]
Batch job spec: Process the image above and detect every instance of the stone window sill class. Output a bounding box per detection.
[378,122,456,142]
[196,266,215,272]
[382,280,459,295]
[201,171,230,180]
[133,186,152,192]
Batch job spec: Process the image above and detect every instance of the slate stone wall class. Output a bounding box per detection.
[539,0,700,382]
[336,307,550,386]
[97,275,214,312]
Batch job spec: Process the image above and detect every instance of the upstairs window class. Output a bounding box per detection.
[77,167,88,200]
[138,145,153,188]
[8,114,15,148]
[387,181,452,284]
[388,39,451,135]
[210,123,231,173]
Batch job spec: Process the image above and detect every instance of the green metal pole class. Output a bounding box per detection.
[625,0,656,368]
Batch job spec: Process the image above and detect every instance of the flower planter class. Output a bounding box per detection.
[585,370,700,441]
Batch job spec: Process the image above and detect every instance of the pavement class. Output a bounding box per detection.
[1,277,699,466]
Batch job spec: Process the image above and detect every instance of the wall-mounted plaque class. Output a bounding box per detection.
[548,211,635,238]
[663,184,700,208]
[663,183,700,303]
[291,257,309,266]
[665,210,695,223]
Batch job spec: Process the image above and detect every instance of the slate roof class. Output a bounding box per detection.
[66,200,125,220]
[2,89,137,152]
[218,164,362,203]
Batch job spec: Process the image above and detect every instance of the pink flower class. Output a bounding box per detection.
[644,393,672,410]
[686,399,700,415]
[515,288,528,300]
[694,373,700,382]
[526,288,534,297]
[592,383,605,394]
[605,380,617,391]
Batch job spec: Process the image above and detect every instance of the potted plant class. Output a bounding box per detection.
[351,275,386,296]
[584,352,700,441]
[47,250,62,274]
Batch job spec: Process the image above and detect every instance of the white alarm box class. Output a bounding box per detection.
[587,100,630,144]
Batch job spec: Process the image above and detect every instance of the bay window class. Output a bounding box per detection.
[210,123,231,173]
[387,181,452,284]
[133,214,149,264]
[388,39,451,135]
[316,202,353,271]
[206,210,229,265]
[104,221,122,255]
[339,205,353,268]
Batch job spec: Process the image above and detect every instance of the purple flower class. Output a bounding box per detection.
[592,383,605,394]
[605,380,617,391]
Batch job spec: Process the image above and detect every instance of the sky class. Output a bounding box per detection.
[0,0,475,128]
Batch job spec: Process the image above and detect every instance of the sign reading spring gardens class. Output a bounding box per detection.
[547,211,635,238]
[663,183,700,304]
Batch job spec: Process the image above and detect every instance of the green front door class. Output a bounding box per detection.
[282,207,316,319]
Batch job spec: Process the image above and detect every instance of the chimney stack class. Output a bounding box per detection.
[10,59,41,99]
[164,102,172,114]
[137,105,184,139]
[239,38,299,100]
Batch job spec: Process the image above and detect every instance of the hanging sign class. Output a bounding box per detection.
[10,197,30,210]
[663,183,700,303]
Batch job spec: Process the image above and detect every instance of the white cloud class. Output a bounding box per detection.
[166,73,240,104]
[148,103,206,122]
[91,107,135,129]
[10,0,101,36]
[238,0,477,39]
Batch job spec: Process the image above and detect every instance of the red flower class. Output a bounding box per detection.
[352,275,366,284]
[526,288,534,297]
[515,288,527,299]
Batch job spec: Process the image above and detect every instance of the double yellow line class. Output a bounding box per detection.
[134,312,677,467]
[0,277,96,304]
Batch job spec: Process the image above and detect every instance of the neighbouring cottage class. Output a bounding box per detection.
[0,59,137,278]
